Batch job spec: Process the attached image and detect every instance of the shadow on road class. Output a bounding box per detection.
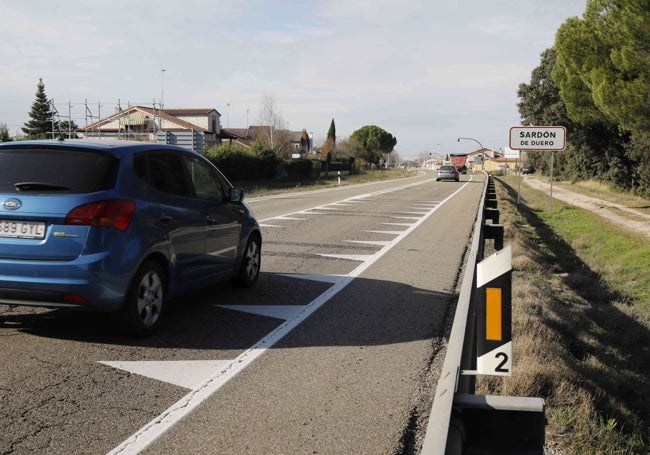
[0,271,454,352]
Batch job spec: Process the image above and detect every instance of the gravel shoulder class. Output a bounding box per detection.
[521,176,650,240]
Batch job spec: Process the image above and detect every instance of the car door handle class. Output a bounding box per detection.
[206,216,216,225]
[160,215,173,224]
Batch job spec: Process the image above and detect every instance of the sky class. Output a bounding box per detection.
[1,0,587,160]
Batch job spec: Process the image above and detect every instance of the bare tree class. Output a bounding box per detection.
[258,94,289,152]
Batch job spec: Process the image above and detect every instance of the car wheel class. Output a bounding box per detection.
[232,234,261,288]
[120,260,166,336]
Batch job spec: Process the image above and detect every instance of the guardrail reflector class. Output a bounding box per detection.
[485,288,502,341]
[477,246,512,376]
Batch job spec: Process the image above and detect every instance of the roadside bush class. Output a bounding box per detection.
[204,144,278,181]
[284,158,316,179]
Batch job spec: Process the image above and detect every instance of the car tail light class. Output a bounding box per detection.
[63,293,88,305]
[65,200,135,231]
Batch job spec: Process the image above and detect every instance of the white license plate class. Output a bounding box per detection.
[0,220,46,239]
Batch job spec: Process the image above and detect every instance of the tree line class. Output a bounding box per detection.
[517,0,650,197]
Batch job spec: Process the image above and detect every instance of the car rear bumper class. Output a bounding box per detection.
[0,254,131,311]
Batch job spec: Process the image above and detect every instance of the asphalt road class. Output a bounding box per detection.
[0,171,485,455]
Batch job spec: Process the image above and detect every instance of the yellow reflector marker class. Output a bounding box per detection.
[486,287,502,341]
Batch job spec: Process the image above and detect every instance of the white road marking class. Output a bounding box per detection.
[381,222,412,227]
[215,305,307,321]
[344,240,391,246]
[99,360,231,390]
[278,273,346,284]
[363,230,405,235]
[272,216,304,220]
[107,176,473,455]
[318,253,374,262]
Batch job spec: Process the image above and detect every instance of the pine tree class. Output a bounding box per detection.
[22,78,56,139]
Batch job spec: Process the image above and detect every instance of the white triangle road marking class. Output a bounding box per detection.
[99,360,231,390]
[214,304,306,320]
[278,273,345,284]
[344,240,390,246]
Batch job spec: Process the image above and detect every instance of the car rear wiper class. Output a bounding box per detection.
[15,182,72,191]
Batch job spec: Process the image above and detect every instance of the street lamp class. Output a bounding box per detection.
[458,137,485,171]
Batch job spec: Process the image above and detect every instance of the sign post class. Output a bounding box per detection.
[509,126,567,214]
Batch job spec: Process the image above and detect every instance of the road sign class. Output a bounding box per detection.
[509,126,566,151]
[476,246,512,376]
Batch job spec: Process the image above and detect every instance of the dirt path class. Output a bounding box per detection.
[521,177,650,240]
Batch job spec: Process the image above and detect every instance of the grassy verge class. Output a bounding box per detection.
[476,176,650,454]
[233,167,418,197]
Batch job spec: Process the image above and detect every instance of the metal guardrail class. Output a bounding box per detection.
[421,175,544,455]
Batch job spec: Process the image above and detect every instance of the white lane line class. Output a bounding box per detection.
[273,216,304,220]
[259,223,283,228]
[344,240,391,246]
[278,273,346,284]
[381,222,413,227]
[108,176,472,455]
[318,253,373,262]
[363,230,405,235]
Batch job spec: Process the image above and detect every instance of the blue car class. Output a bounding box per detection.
[0,140,261,335]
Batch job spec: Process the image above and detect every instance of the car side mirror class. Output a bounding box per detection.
[229,187,244,203]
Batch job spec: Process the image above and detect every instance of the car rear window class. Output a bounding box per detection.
[0,148,118,193]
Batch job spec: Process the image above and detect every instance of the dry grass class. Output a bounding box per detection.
[476,178,650,454]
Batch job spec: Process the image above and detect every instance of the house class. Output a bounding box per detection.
[77,105,236,153]
[222,127,311,158]
[77,105,311,157]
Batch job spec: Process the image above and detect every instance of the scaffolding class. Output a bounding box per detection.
[48,99,164,141]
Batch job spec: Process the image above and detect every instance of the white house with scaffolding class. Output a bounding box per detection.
[77,105,231,153]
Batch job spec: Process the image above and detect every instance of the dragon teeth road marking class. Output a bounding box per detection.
[381,222,413,227]
[278,273,346,284]
[344,240,391,246]
[318,253,374,262]
[215,305,307,321]
[99,361,231,390]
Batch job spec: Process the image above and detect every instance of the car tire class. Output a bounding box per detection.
[232,234,261,288]
[120,260,166,336]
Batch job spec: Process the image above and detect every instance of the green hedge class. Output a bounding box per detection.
[204,144,355,182]
[204,144,278,181]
